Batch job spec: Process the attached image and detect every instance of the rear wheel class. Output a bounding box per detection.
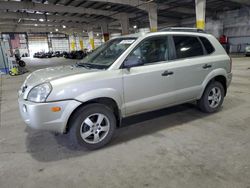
[18,60,26,67]
[68,103,116,150]
[198,81,225,113]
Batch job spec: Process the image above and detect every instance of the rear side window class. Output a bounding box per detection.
[199,37,215,54]
[173,36,204,59]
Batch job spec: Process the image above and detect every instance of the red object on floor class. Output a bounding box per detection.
[219,35,228,44]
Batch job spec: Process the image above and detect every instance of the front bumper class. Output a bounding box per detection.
[18,98,81,133]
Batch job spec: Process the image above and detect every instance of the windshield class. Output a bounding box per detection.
[78,37,137,69]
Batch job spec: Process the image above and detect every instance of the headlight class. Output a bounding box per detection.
[27,83,52,102]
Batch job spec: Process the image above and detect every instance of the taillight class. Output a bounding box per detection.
[229,57,232,73]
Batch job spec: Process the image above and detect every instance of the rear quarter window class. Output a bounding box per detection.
[173,36,204,59]
[199,37,215,54]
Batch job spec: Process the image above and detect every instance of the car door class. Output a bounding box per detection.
[168,35,213,102]
[122,35,177,116]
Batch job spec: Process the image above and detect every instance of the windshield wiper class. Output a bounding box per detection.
[76,62,93,69]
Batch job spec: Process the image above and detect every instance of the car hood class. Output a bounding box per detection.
[24,65,99,87]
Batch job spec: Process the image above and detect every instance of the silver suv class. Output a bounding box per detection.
[18,29,232,149]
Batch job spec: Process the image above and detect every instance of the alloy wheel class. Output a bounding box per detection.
[80,113,110,144]
[208,87,222,108]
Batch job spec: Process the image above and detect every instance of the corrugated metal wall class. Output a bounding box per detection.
[28,34,49,56]
[51,38,69,52]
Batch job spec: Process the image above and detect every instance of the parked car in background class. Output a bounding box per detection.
[18,28,232,150]
[64,50,88,59]
[33,51,65,58]
[245,45,250,56]
[55,51,64,57]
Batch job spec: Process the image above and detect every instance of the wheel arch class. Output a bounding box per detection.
[64,97,121,133]
[199,69,228,99]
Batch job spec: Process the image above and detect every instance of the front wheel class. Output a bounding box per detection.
[198,81,225,113]
[68,103,116,150]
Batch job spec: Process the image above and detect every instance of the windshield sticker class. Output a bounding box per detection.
[119,40,135,44]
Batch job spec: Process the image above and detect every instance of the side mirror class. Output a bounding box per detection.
[123,56,144,69]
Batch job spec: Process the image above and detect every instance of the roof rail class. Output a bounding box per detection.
[159,27,206,33]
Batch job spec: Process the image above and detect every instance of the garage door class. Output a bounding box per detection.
[28,35,49,56]
[51,38,70,52]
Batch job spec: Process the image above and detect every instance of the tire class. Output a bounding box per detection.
[68,103,116,150]
[18,60,26,67]
[197,81,225,113]
[9,71,14,76]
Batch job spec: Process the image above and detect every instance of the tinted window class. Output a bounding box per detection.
[173,36,204,59]
[199,37,215,54]
[127,36,169,65]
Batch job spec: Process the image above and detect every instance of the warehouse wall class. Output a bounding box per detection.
[180,7,250,53]
[1,33,29,57]
[219,7,250,53]
[220,7,250,37]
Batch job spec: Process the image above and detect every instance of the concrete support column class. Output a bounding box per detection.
[79,36,84,50]
[88,31,95,50]
[147,3,158,32]
[195,0,206,30]
[101,23,109,42]
[119,13,129,35]
[69,35,76,51]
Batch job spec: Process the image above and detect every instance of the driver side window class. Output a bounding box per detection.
[127,36,169,66]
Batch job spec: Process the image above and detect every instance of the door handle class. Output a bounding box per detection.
[161,70,174,76]
[203,64,212,69]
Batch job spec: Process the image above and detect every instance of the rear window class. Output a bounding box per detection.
[199,37,215,54]
[173,36,204,59]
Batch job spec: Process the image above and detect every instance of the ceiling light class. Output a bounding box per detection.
[55,28,58,32]
[62,25,66,28]
[34,24,38,26]
[39,18,44,22]
[133,25,137,29]
[105,5,111,9]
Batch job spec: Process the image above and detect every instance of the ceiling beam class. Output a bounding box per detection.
[0,11,91,23]
[229,0,250,6]
[0,19,90,29]
[0,25,121,34]
[87,0,148,10]
[0,1,135,19]
[88,0,198,15]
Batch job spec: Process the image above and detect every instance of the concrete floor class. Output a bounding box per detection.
[0,57,250,188]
